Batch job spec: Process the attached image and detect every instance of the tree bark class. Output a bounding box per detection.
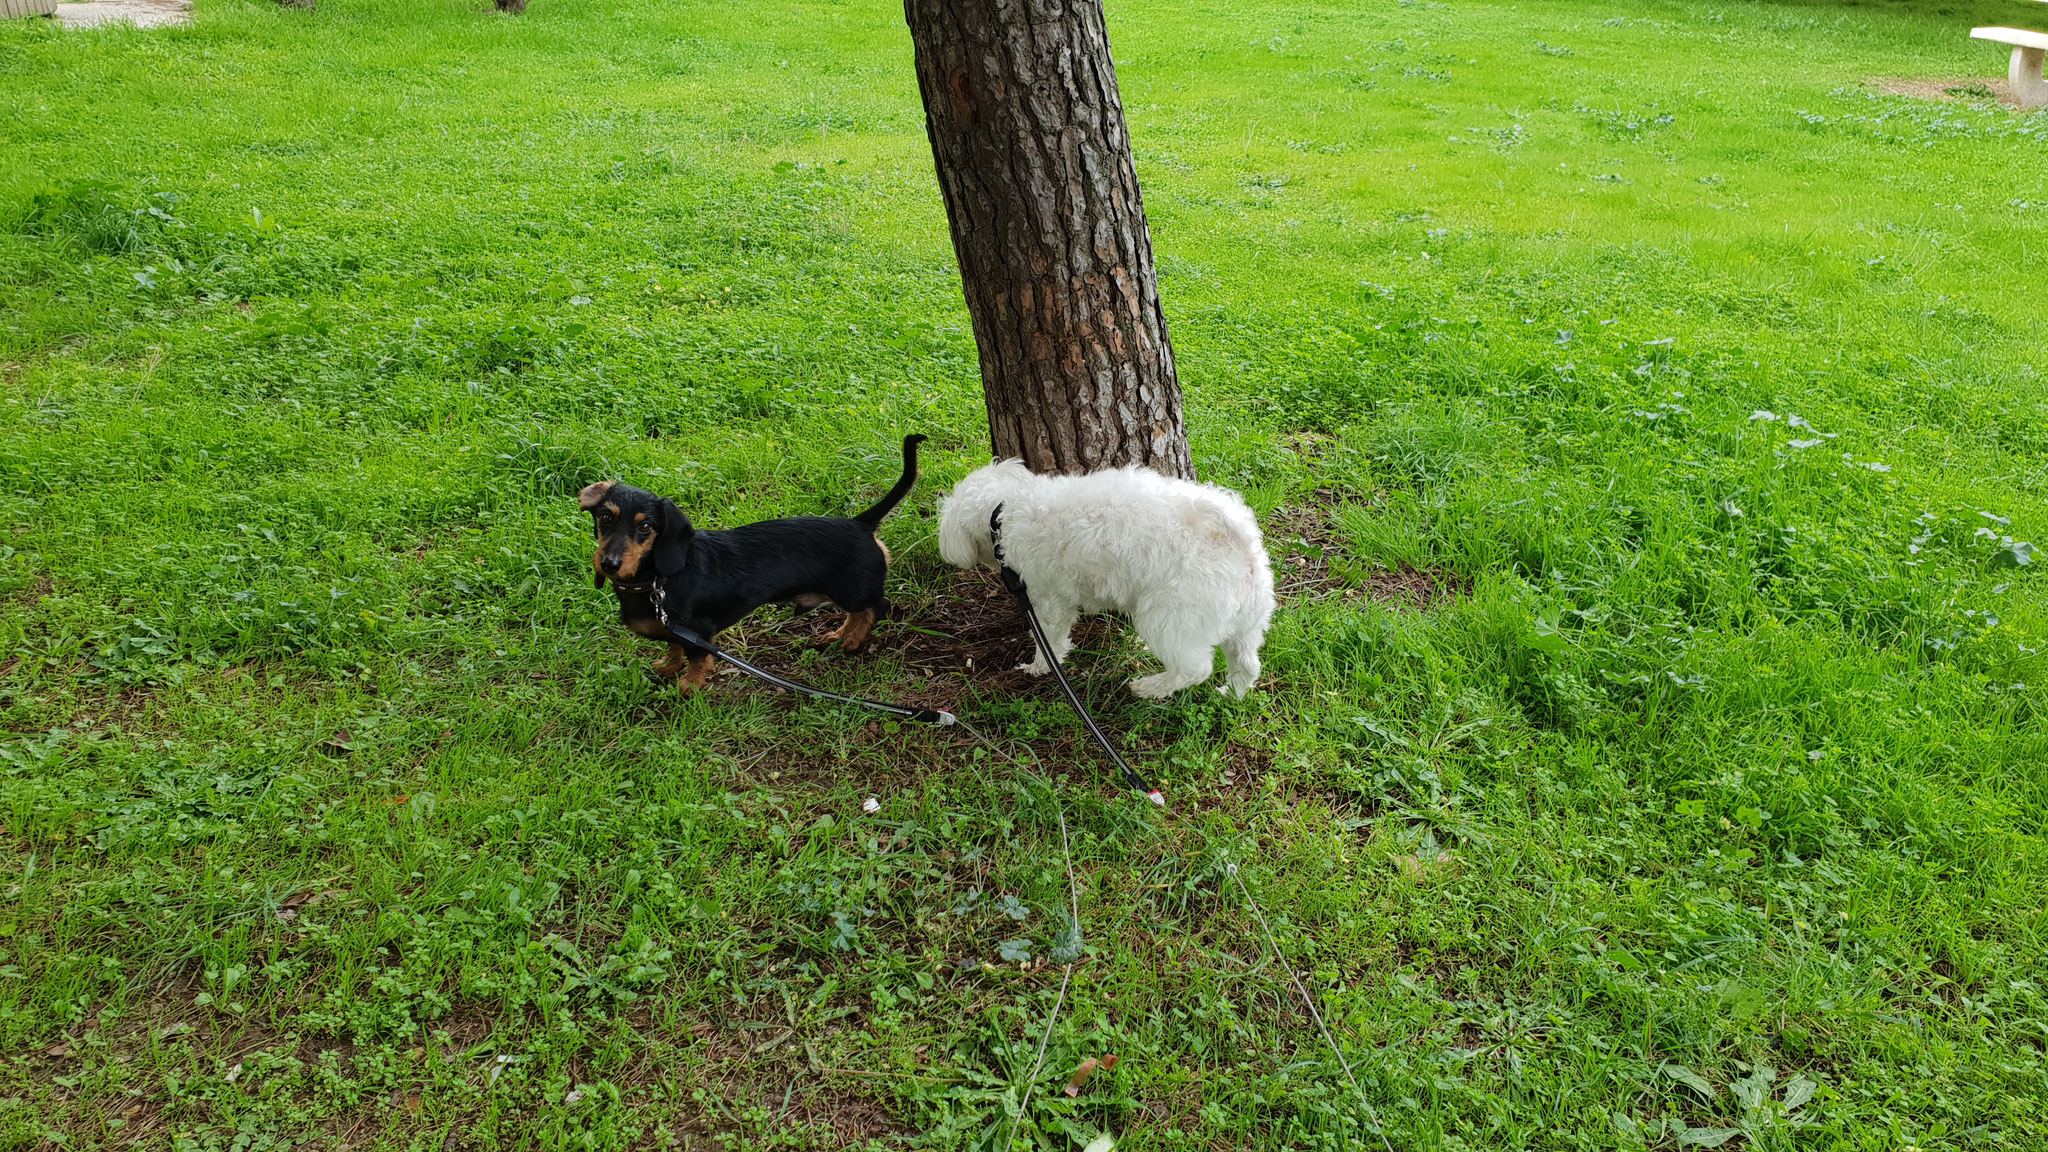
[904,0,1193,479]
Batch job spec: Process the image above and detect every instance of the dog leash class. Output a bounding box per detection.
[989,505,1165,807]
[649,585,956,727]
[633,535,1385,1142]
[967,525,1389,1145]
[624,514,1157,799]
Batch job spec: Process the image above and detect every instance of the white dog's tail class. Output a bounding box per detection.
[1182,497,1269,590]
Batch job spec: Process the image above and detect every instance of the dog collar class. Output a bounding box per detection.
[988,503,1029,599]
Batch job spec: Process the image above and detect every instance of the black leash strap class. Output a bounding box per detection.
[652,594,954,726]
[989,505,1166,807]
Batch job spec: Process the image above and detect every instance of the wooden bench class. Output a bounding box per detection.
[1972,26,2048,109]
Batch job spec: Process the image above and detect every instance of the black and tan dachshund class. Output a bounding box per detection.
[580,435,926,692]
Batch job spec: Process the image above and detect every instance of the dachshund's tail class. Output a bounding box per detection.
[854,434,927,529]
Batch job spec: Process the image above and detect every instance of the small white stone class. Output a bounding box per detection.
[862,797,881,814]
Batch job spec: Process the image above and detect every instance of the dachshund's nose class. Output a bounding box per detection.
[600,555,621,573]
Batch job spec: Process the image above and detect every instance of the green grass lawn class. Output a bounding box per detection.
[4,0,2048,1147]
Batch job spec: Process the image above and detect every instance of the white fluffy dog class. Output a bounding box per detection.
[938,460,1275,699]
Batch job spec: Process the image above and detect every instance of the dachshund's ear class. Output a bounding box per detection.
[652,498,693,575]
[578,481,614,511]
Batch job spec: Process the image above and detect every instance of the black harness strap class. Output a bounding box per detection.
[989,504,1165,806]
[651,589,954,727]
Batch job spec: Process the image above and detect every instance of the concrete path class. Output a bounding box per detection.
[56,0,191,28]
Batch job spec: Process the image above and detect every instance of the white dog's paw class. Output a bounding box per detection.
[1017,658,1051,677]
[1128,673,1184,700]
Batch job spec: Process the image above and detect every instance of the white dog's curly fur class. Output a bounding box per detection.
[939,460,1276,699]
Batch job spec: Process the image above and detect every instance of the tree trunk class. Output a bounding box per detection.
[904,0,1193,479]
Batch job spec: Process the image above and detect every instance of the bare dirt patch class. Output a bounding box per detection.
[1869,76,2023,109]
[1264,503,1463,608]
[15,571,53,609]
[626,492,1465,730]
[711,566,1122,714]
[647,500,1462,724]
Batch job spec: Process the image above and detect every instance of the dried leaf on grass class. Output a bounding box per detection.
[1065,1052,1118,1097]
[1394,851,1456,880]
